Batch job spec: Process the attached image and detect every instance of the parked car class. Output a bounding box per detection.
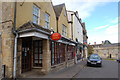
[116,59,120,63]
[87,54,102,67]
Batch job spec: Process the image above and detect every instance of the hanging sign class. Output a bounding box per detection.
[50,33,61,41]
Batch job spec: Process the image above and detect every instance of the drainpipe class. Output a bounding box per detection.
[13,33,18,79]
[13,1,18,79]
[56,17,58,33]
[71,14,73,40]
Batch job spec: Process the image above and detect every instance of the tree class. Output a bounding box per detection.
[88,45,94,56]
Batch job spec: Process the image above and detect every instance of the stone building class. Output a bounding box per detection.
[0,1,88,79]
[91,40,119,59]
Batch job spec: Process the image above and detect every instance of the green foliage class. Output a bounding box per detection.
[88,45,94,56]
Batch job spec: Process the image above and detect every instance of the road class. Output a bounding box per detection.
[74,60,119,78]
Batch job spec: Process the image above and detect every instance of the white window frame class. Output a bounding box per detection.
[62,24,67,37]
[45,13,50,29]
[32,4,40,24]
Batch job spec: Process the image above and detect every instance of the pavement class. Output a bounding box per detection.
[23,59,87,78]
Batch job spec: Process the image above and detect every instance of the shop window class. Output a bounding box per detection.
[67,45,74,60]
[33,40,42,67]
[51,42,55,65]
[51,42,65,65]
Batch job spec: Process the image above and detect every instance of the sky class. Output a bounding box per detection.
[52,0,119,44]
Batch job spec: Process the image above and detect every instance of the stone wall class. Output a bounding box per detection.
[93,47,119,59]
[51,62,66,72]
[16,38,22,77]
[42,40,51,74]
[0,2,14,78]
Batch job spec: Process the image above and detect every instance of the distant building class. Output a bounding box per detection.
[91,40,120,59]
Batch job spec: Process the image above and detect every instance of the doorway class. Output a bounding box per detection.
[21,37,32,73]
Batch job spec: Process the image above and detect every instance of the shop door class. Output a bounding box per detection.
[22,38,32,73]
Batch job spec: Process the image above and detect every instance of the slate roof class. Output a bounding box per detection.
[53,3,65,19]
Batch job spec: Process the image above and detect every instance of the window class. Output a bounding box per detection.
[33,5,40,24]
[33,40,42,67]
[67,45,74,60]
[62,24,67,37]
[45,13,50,28]
[50,42,65,65]
[51,42,55,65]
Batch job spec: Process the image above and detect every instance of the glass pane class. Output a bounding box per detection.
[33,15,38,24]
[35,48,38,53]
[52,58,54,64]
[39,60,42,63]
[35,54,38,59]
[33,5,39,16]
[34,60,38,63]
[39,54,42,59]
[45,13,49,22]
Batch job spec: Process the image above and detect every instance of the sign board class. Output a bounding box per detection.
[50,33,61,41]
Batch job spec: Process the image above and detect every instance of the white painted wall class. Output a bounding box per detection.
[67,11,83,43]
[73,13,83,43]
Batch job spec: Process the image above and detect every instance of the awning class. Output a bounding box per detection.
[19,32,48,39]
[17,21,51,39]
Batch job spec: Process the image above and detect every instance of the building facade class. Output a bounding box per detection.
[92,40,119,59]
[67,11,88,61]
[0,1,88,79]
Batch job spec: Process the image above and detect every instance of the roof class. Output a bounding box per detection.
[102,43,120,47]
[53,3,65,19]
[17,21,51,34]
[92,43,120,48]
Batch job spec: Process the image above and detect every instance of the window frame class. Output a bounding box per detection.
[33,40,43,67]
[51,42,66,65]
[32,4,40,24]
[62,24,67,37]
[45,12,50,29]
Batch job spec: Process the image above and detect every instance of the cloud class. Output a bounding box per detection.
[88,24,118,44]
[52,0,102,19]
[77,2,100,19]
[52,0,119,3]
[111,17,118,23]
[95,24,109,30]
[105,24,118,35]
